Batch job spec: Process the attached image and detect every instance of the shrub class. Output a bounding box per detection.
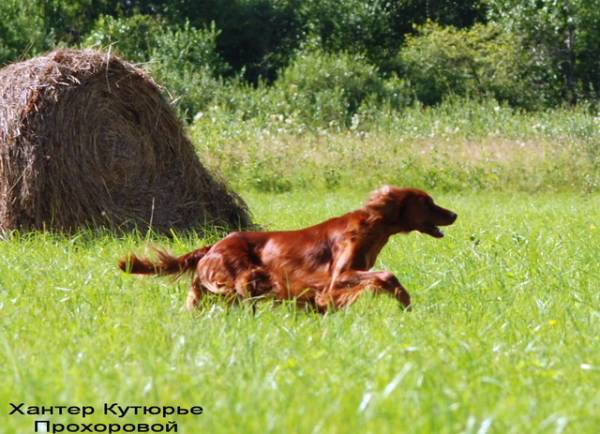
[84,16,230,121]
[156,0,303,83]
[149,21,230,120]
[300,0,488,72]
[398,22,541,108]
[0,1,47,66]
[299,0,401,71]
[273,49,409,127]
[489,0,600,103]
[83,14,163,63]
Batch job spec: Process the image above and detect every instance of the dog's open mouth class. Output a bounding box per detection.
[423,224,444,238]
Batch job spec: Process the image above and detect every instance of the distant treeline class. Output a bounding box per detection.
[2,1,599,120]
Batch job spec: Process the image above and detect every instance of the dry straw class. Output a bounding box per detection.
[0,49,251,233]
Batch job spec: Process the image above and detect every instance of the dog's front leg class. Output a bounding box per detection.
[327,239,355,293]
[318,270,411,310]
[372,271,411,309]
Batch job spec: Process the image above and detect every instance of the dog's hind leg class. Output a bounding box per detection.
[234,268,272,298]
[185,276,206,310]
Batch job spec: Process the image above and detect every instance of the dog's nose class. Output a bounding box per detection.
[449,212,458,223]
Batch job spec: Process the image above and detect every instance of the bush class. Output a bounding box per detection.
[151,21,228,76]
[157,0,303,83]
[299,0,401,71]
[273,49,410,127]
[83,14,163,63]
[398,22,541,108]
[40,0,124,45]
[84,16,230,121]
[300,0,488,73]
[489,0,600,103]
[149,21,230,120]
[0,1,47,66]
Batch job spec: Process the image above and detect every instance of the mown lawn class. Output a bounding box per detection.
[1,190,599,433]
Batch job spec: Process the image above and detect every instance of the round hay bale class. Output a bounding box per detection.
[0,49,251,232]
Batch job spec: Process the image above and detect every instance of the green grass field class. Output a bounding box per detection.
[1,189,599,433]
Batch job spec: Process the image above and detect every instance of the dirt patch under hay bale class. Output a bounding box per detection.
[0,49,251,233]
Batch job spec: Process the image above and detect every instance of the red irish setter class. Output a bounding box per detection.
[119,186,457,311]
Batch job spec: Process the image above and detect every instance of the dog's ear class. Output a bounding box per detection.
[365,185,413,225]
[366,185,392,207]
[365,185,400,217]
[379,185,392,195]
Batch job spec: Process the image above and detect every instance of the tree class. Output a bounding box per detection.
[489,0,600,103]
[0,1,46,65]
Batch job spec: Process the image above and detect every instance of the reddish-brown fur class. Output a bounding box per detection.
[118,186,457,311]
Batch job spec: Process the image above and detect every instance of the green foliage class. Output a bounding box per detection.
[419,0,489,27]
[148,21,230,120]
[300,0,403,71]
[489,0,600,103]
[575,3,600,99]
[217,0,304,83]
[189,47,412,131]
[0,1,47,66]
[2,0,599,112]
[398,22,541,108]
[273,49,410,127]
[300,0,488,71]
[83,14,164,63]
[83,16,229,120]
[40,0,128,44]
[111,0,487,80]
[151,21,228,76]
[158,0,305,83]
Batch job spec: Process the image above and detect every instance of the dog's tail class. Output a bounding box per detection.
[118,246,211,276]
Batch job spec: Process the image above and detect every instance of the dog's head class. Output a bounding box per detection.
[366,186,457,238]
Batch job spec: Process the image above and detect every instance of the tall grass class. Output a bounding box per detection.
[190,98,600,193]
